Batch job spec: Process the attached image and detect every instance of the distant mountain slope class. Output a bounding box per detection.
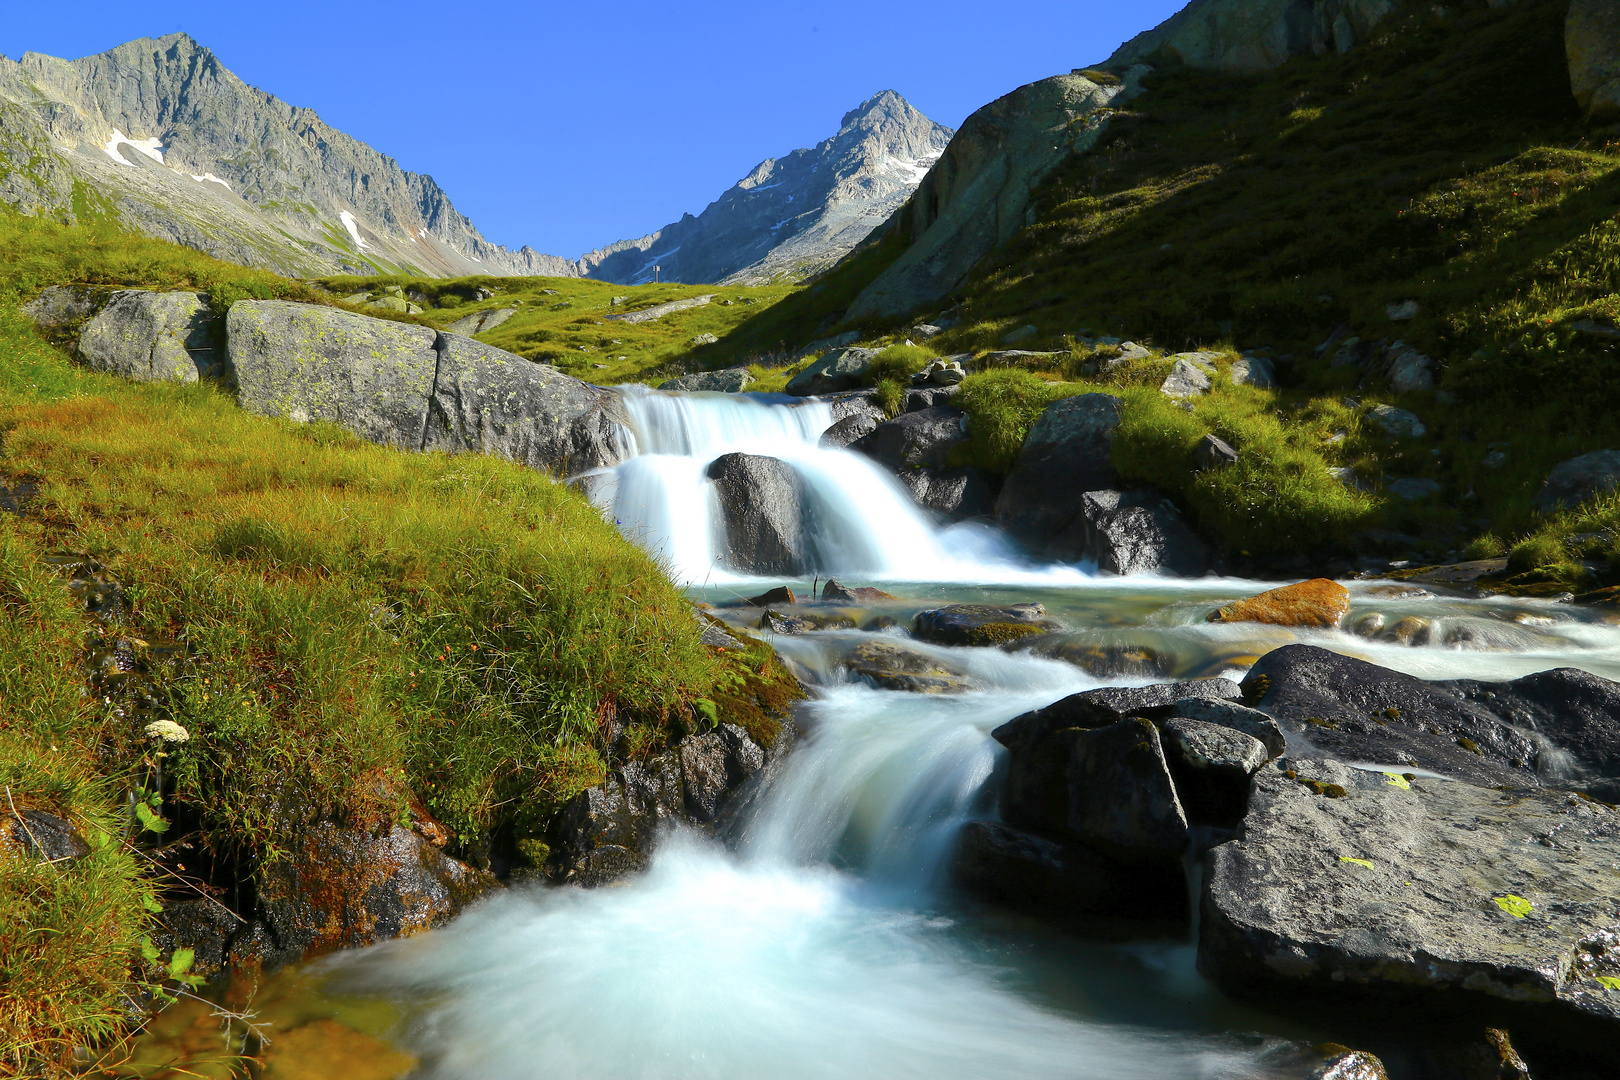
[0,33,581,279]
[581,91,953,286]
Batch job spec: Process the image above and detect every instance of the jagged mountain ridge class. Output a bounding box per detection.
[579,91,954,286]
[0,33,579,279]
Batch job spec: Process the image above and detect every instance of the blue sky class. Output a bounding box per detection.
[2,2,1185,258]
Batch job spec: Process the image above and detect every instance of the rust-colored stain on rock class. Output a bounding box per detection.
[1207,578,1351,629]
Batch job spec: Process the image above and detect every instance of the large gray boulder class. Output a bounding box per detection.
[76,290,218,383]
[1534,449,1620,513]
[1569,0,1620,121]
[423,332,628,476]
[894,465,999,520]
[852,406,968,472]
[705,453,809,576]
[1160,718,1266,826]
[1105,0,1404,71]
[785,347,879,396]
[846,72,1142,321]
[1047,488,1211,576]
[995,394,1125,547]
[228,300,441,448]
[228,302,627,476]
[1200,758,1620,1062]
[22,284,116,340]
[659,367,756,393]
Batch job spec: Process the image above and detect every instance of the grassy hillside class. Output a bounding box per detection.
[0,215,797,1071]
[744,0,1620,580]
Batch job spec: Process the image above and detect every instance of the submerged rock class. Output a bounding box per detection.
[1208,578,1350,629]
[1200,759,1620,1062]
[912,603,1059,646]
[843,639,970,694]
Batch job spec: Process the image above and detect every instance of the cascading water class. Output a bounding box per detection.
[587,386,1087,586]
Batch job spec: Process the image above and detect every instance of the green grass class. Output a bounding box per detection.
[0,213,798,1067]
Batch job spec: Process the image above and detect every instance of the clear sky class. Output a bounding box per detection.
[2,1,1186,258]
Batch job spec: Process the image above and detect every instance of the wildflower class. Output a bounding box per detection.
[144,719,190,744]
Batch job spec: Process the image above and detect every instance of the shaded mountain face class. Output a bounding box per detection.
[0,33,579,279]
[581,91,954,286]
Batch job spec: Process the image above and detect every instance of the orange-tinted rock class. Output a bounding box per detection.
[1207,578,1350,629]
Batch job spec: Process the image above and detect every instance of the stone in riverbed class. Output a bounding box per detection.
[1046,488,1211,576]
[994,678,1245,750]
[820,579,896,604]
[705,454,808,577]
[1169,696,1288,759]
[995,393,1125,548]
[912,603,1059,646]
[843,639,971,694]
[1199,758,1620,1068]
[1207,578,1350,629]
[1160,719,1266,827]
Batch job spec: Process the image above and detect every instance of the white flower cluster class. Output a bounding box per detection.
[143,719,191,744]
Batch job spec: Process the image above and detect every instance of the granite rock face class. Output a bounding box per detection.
[785,347,879,396]
[77,290,217,383]
[1104,0,1405,71]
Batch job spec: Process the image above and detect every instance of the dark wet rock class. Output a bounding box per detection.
[952,819,1186,925]
[820,389,885,424]
[1445,667,1620,779]
[1244,645,1541,785]
[819,411,881,449]
[995,393,1124,548]
[912,602,1059,646]
[150,899,241,981]
[706,454,808,576]
[998,716,1189,862]
[995,678,1244,750]
[761,609,856,634]
[0,806,89,865]
[1170,697,1288,759]
[76,290,219,383]
[903,385,963,411]
[820,579,896,604]
[745,586,796,607]
[1019,637,1171,681]
[852,406,968,472]
[843,638,970,694]
[1200,759,1620,1060]
[785,347,879,395]
[252,816,499,968]
[550,726,768,885]
[1161,719,1266,827]
[1047,488,1211,576]
[1578,777,1620,804]
[893,464,999,520]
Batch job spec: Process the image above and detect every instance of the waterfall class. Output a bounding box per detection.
[588,387,1087,586]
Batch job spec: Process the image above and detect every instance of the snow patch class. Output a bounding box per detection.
[102,129,165,167]
[189,172,231,190]
[339,210,369,251]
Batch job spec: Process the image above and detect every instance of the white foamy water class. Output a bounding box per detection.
[587,387,1091,586]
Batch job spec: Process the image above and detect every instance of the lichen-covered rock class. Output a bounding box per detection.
[1568,0,1620,121]
[77,290,218,383]
[995,393,1126,547]
[706,453,809,576]
[912,602,1059,646]
[1208,578,1351,628]
[1200,758,1620,1063]
[843,638,971,693]
[21,284,117,341]
[444,307,516,336]
[659,367,756,393]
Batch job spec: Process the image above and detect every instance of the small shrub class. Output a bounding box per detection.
[1463,533,1507,560]
[866,343,935,386]
[1508,534,1568,575]
[953,369,1083,473]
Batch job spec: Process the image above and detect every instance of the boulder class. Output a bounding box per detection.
[995,679,1246,753]
[1169,696,1288,759]
[1533,450,1620,513]
[1200,758,1620,1066]
[76,290,218,383]
[229,300,441,449]
[760,609,856,634]
[995,393,1126,547]
[819,411,881,449]
[1,806,89,865]
[1386,477,1441,501]
[1366,404,1427,439]
[846,72,1141,321]
[1241,645,1539,786]
[705,454,808,576]
[952,820,1186,925]
[744,586,795,607]
[843,639,971,693]
[912,602,1060,646]
[893,465,1000,520]
[1380,341,1434,393]
[1018,637,1172,681]
[980,349,1066,368]
[820,579,896,604]
[659,367,756,393]
[1208,578,1350,629]
[1385,300,1420,321]
[603,294,714,325]
[423,332,629,476]
[1161,719,1266,826]
[852,406,969,472]
[444,307,516,336]
[784,347,879,395]
[1230,354,1277,389]
[22,284,117,342]
[1445,666,1620,778]
[997,716,1189,862]
[1047,488,1212,576]
[1193,434,1239,470]
[1568,0,1620,121]
[1160,357,1213,398]
[902,385,963,411]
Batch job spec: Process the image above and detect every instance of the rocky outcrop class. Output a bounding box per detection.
[444,308,517,336]
[853,406,968,472]
[1200,757,1620,1062]
[1534,449,1620,512]
[785,347,879,396]
[227,301,627,476]
[846,72,1144,321]
[604,294,714,325]
[660,367,756,393]
[1104,0,1406,71]
[1047,488,1212,576]
[895,465,1000,520]
[705,453,809,576]
[912,602,1060,646]
[548,725,768,885]
[995,393,1125,547]
[1568,0,1620,121]
[1208,578,1350,628]
[32,287,218,383]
